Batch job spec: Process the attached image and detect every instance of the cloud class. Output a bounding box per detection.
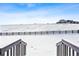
[26,3,37,8]
[0,11,79,25]
[18,3,37,8]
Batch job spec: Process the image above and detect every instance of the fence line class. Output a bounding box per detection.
[0,30,79,36]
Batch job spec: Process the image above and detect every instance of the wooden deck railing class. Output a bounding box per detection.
[0,39,27,56]
[56,39,79,56]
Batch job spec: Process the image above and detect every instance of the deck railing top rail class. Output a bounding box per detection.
[2,39,27,51]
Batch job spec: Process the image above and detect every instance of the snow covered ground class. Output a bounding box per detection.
[1,33,79,56]
[0,24,79,56]
[1,24,79,32]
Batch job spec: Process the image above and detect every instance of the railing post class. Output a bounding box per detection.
[20,42,26,56]
[69,47,71,56]
[7,50,9,56]
[21,44,24,56]
[0,49,5,56]
[24,45,26,56]
[66,45,68,56]
[0,49,2,56]
[62,43,66,56]
[59,45,61,56]
[57,46,59,56]
[76,52,79,56]
[60,44,62,56]
[16,43,20,56]
[10,48,12,56]
[72,49,74,56]
[13,46,16,56]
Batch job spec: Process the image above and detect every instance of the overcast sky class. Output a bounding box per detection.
[0,3,79,25]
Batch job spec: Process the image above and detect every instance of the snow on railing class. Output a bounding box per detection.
[0,39,27,56]
[56,39,79,56]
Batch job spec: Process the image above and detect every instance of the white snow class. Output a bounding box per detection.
[0,24,79,56]
[1,24,79,32]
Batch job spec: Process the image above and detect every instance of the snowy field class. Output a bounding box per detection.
[0,24,79,56]
[0,33,79,56]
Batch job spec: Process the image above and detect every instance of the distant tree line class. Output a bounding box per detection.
[56,19,79,24]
